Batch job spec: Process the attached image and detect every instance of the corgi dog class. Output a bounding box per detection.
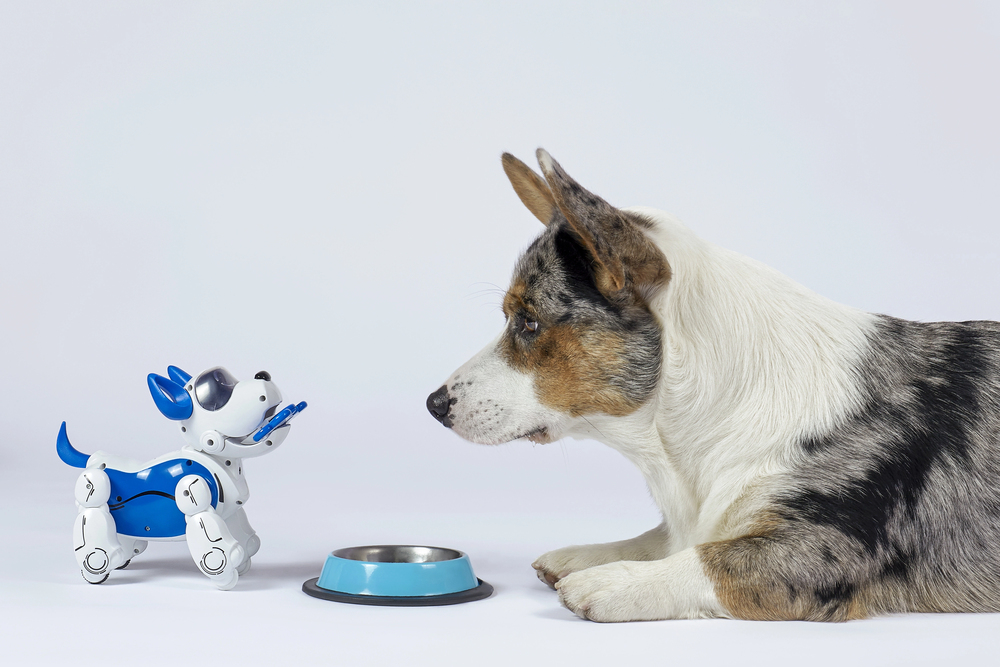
[427,149,1000,622]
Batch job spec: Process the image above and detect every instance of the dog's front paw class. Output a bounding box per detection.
[555,561,658,623]
[532,544,622,589]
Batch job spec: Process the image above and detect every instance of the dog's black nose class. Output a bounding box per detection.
[254,371,271,381]
[426,385,453,427]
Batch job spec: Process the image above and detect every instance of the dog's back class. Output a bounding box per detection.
[734,316,1000,620]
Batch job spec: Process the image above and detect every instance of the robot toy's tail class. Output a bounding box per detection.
[57,422,90,468]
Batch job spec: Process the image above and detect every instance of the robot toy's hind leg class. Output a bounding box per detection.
[226,508,259,575]
[176,475,245,590]
[73,470,126,583]
[116,538,149,569]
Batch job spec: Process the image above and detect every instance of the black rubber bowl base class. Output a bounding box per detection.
[301,577,494,607]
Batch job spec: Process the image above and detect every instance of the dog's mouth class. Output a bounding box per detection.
[519,427,551,444]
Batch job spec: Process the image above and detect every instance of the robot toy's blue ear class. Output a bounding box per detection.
[167,365,193,385]
[148,373,194,420]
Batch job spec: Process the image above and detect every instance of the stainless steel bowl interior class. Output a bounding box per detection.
[332,545,463,563]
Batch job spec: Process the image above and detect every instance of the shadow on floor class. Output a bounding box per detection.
[101,556,319,591]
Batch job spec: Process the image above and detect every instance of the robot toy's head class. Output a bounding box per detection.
[147,365,297,458]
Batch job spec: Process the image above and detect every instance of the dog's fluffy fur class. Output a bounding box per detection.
[427,149,1000,622]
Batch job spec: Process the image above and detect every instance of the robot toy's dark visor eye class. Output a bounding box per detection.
[194,367,238,411]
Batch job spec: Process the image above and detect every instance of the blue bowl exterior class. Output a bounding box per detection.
[316,552,479,597]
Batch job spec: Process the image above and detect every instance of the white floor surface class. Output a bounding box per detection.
[6,405,1000,667]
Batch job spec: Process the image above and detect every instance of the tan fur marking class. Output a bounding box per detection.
[697,517,871,622]
[501,323,641,417]
[698,513,991,620]
[502,153,556,225]
[581,229,671,305]
[622,213,673,288]
[714,483,784,541]
[502,279,530,319]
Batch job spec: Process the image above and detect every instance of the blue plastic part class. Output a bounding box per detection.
[106,459,219,538]
[147,373,194,421]
[316,552,479,597]
[56,422,90,468]
[252,401,307,442]
[167,365,192,385]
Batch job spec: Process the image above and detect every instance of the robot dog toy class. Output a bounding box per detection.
[57,365,306,590]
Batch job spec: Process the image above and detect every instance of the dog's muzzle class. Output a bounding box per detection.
[426,385,453,428]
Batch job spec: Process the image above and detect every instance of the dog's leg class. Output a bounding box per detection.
[558,530,882,622]
[533,523,671,589]
[225,508,259,575]
[176,475,245,590]
[556,548,725,621]
[72,469,127,584]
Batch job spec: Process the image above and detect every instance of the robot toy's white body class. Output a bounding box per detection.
[59,365,305,590]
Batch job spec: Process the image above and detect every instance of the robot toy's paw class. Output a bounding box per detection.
[213,570,239,591]
[214,545,247,588]
[78,545,125,583]
[80,547,115,583]
[236,557,251,576]
[116,559,132,570]
[193,542,245,590]
[73,505,126,583]
[82,570,110,585]
[245,534,261,560]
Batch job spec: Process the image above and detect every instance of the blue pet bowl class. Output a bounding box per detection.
[302,545,493,606]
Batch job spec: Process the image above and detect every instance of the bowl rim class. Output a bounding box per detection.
[330,544,466,564]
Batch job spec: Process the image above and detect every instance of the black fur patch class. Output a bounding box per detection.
[781,317,989,556]
[551,226,617,320]
[815,580,855,607]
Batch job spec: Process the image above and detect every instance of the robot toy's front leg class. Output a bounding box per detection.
[225,508,260,575]
[73,470,126,584]
[175,475,245,590]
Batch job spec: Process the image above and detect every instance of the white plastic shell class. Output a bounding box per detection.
[64,365,300,590]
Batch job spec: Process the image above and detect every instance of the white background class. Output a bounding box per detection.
[3,1,1000,664]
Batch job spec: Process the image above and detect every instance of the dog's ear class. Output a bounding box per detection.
[148,373,193,420]
[168,365,192,385]
[502,152,557,225]
[536,148,668,296]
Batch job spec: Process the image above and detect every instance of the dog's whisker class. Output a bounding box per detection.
[465,287,505,298]
[466,282,507,297]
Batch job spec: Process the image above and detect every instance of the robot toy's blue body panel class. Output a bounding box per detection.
[106,459,219,538]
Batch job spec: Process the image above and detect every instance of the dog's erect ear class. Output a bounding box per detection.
[148,373,194,421]
[168,365,192,385]
[502,153,556,225]
[536,148,668,296]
